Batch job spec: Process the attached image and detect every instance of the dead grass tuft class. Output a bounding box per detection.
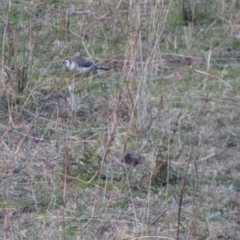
[0,0,240,239]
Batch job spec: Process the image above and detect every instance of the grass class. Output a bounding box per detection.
[1,0,240,239]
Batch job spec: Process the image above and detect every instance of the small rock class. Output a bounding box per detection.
[124,148,141,165]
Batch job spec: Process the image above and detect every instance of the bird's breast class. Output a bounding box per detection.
[75,66,92,73]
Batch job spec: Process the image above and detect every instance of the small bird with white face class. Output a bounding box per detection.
[63,52,109,74]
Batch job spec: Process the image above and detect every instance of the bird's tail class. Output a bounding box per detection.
[94,65,109,71]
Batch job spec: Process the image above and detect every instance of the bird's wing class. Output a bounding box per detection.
[79,59,94,68]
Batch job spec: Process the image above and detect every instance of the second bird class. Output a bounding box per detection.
[63,52,109,73]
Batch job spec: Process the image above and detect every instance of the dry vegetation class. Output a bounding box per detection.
[1,0,240,239]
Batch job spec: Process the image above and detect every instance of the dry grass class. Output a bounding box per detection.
[1,0,240,239]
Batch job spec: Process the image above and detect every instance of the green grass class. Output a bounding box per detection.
[0,0,240,239]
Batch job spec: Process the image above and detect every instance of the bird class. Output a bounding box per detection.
[63,52,109,73]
